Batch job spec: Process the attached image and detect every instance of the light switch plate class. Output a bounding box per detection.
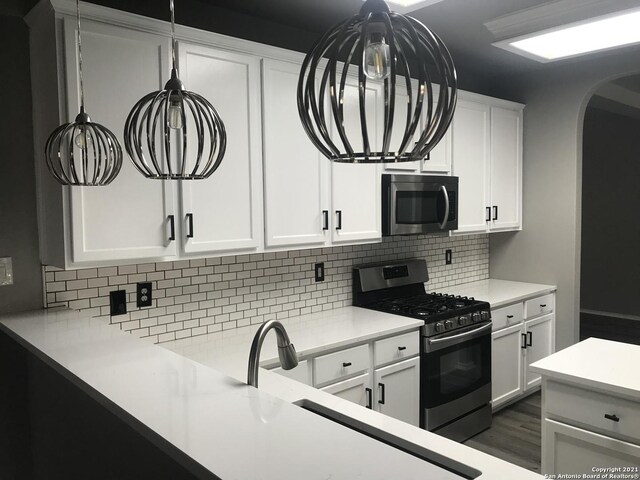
[0,257,13,286]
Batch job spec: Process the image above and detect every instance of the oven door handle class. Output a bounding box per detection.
[425,322,492,352]
[438,185,450,230]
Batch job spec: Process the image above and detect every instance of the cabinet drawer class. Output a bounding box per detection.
[491,303,523,331]
[524,293,554,319]
[374,331,420,367]
[314,344,370,387]
[269,360,311,386]
[546,381,640,442]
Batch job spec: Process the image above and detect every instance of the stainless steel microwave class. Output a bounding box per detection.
[382,174,458,236]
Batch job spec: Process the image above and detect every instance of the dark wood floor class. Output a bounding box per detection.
[463,392,542,473]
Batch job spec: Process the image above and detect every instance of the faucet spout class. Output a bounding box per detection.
[247,320,298,388]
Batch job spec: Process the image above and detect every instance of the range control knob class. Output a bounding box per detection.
[444,320,454,329]
[458,315,470,326]
[434,322,445,333]
[471,312,481,323]
[481,310,491,321]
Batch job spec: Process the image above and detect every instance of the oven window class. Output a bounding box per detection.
[439,342,483,395]
[395,191,444,224]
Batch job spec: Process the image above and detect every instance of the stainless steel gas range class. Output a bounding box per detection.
[353,259,492,442]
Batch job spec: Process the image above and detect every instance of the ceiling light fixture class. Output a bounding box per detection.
[124,0,226,180]
[44,0,123,186]
[298,0,457,164]
[495,8,640,62]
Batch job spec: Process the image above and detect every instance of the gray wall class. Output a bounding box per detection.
[580,106,640,317]
[0,15,43,314]
[489,50,640,350]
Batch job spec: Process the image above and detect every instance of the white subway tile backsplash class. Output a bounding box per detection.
[43,234,489,344]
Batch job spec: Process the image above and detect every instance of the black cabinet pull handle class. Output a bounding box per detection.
[507,315,514,319]
[378,382,386,405]
[342,362,351,368]
[604,413,620,422]
[493,205,498,221]
[540,304,547,308]
[186,213,194,238]
[521,333,527,349]
[322,210,329,231]
[398,346,407,351]
[365,387,372,409]
[486,207,491,222]
[527,331,533,347]
[336,210,342,230]
[168,215,175,241]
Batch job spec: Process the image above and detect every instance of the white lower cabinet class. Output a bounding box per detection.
[321,374,372,408]
[544,419,640,475]
[491,293,556,410]
[374,357,420,427]
[270,360,311,386]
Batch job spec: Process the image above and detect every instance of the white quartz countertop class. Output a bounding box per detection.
[0,307,541,480]
[530,337,640,400]
[444,279,556,309]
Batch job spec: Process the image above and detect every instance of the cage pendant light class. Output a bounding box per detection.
[124,0,226,180]
[297,0,457,164]
[44,0,123,186]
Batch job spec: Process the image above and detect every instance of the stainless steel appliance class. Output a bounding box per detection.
[382,174,458,236]
[353,259,492,442]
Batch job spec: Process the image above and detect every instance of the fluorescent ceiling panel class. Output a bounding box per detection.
[494,8,640,62]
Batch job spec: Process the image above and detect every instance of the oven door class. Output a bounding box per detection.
[384,176,458,236]
[421,322,491,410]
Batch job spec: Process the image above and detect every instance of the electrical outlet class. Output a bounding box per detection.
[445,249,452,265]
[0,257,13,286]
[136,282,152,308]
[109,290,127,316]
[315,262,325,282]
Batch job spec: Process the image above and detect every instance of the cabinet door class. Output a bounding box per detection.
[178,44,263,255]
[331,79,382,244]
[451,99,490,234]
[421,84,452,174]
[490,107,522,231]
[320,373,372,408]
[543,419,640,475]
[383,79,420,173]
[491,324,524,409]
[373,357,420,426]
[262,59,330,248]
[64,20,177,264]
[524,313,554,391]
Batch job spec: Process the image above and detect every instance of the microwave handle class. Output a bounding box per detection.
[438,185,450,230]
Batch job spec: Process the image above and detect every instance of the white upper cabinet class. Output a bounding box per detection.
[452,94,523,234]
[64,20,178,265]
[262,59,330,249]
[331,78,382,244]
[421,84,452,174]
[490,107,522,231]
[178,43,263,255]
[383,79,421,173]
[452,99,491,234]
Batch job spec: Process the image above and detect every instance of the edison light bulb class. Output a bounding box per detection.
[168,96,183,130]
[364,35,391,80]
[74,128,90,148]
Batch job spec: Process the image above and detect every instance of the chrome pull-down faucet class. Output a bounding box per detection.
[247,320,298,388]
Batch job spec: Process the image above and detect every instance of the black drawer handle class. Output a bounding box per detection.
[397,346,407,351]
[168,215,175,241]
[493,205,498,221]
[378,382,386,405]
[507,315,514,319]
[322,210,329,231]
[336,210,342,230]
[186,213,194,238]
[365,387,372,409]
[604,414,620,422]
[486,207,491,222]
[342,362,352,368]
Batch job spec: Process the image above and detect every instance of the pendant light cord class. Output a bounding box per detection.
[76,0,85,110]
[170,0,177,72]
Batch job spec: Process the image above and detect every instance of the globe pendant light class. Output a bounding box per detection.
[44,0,123,186]
[297,0,457,163]
[124,0,226,180]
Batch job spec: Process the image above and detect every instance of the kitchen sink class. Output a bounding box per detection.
[294,399,481,479]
